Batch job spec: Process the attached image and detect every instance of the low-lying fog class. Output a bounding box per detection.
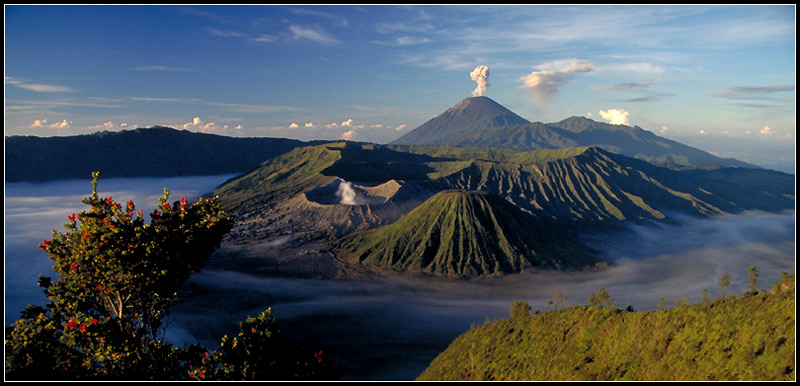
[5,176,795,380]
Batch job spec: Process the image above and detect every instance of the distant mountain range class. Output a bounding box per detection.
[4,127,327,182]
[391,96,758,170]
[213,141,794,276]
[6,97,793,278]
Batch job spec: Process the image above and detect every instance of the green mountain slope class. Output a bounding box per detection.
[5,126,321,182]
[418,274,795,381]
[214,143,346,213]
[215,143,794,229]
[391,97,760,170]
[333,190,598,278]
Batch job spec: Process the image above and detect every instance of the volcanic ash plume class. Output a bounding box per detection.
[336,181,358,205]
[470,65,490,96]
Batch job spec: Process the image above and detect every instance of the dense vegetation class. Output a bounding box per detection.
[418,271,795,381]
[5,127,324,182]
[334,190,598,277]
[4,174,344,380]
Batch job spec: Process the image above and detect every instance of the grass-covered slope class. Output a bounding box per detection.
[333,190,598,278]
[418,274,796,381]
[214,143,345,213]
[215,142,794,227]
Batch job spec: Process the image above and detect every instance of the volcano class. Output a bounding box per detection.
[392,96,758,169]
[333,190,599,278]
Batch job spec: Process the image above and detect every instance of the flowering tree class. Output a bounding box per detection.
[5,173,343,380]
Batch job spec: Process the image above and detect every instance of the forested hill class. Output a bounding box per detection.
[418,272,796,381]
[5,127,327,182]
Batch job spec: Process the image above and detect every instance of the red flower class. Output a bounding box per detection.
[105,197,113,204]
[92,318,98,325]
[68,213,76,222]
[79,324,86,332]
[180,197,188,207]
[68,320,77,329]
[71,263,78,270]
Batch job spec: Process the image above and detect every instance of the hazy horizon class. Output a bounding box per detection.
[5,5,795,173]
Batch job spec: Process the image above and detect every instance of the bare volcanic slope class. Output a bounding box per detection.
[391,97,758,169]
[392,96,531,146]
[333,190,599,278]
[215,142,794,244]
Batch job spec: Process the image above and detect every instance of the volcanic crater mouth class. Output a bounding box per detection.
[304,178,401,206]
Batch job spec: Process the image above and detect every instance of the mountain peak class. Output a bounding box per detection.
[391,97,529,146]
[444,96,529,123]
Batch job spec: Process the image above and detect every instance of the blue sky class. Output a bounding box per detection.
[4,5,796,172]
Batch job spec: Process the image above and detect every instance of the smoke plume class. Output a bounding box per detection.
[336,181,358,205]
[470,65,490,97]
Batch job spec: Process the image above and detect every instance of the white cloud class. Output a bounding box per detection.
[289,122,299,129]
[305,122,315,127]
[598,109,630,126]
[759,125,774,136]
[519,59,595,105]
[29,118,73,129]
[8,77,74,93]
[341,118,353,127]
[288,25,340,45]
[393,124,407,131]
[29,118,48,128]
[341,130,354,140]
[706,84,795,100]
[181,117,219,132]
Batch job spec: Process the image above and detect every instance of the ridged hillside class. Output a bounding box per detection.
[333,190,599,278]
[214,143,345,213]
[215,143,794,241]
[418,273,796,381]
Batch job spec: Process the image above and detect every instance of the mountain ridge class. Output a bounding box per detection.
[4,126,329,182]
[392,97,760,170]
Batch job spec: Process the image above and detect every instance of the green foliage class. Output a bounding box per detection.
[510,301,532,319]
[720,273,732,300]
[748,265,760,294]
[5,174,343,381]
[418,272,796,381]
[548,289,567,310]
[333,190,598,277]
[181,309,346,381]
[587,287,613,307]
